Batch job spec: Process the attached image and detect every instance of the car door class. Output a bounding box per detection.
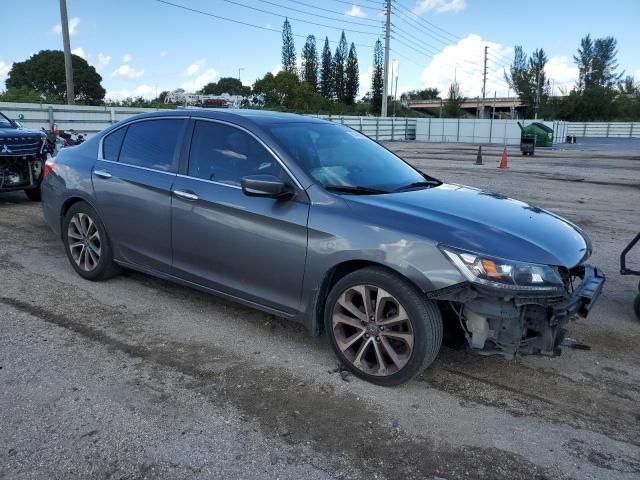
[93,117,187,273]
[170,118,309,314]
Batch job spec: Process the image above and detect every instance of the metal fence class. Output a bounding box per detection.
[0,102,417,141]
[566,122,640,138]
[3,102,638,142]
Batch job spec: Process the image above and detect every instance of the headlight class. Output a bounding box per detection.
[440,245,564,292]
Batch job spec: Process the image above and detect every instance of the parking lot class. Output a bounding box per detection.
[1,141,639,479]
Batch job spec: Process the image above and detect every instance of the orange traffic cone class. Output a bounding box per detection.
[498,146,508,169]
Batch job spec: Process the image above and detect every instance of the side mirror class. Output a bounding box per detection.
[241,174,291,198]
[12,120,23,128]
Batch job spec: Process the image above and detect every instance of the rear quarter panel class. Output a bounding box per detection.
[42,138,99,238]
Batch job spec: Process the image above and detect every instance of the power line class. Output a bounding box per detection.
[255,0,384,28]
[391,5,458,47]
[152,0,377,48]
[276,0,384,25]
[328,0,384,8]
[393,0,462,43]
[217,0,382,35]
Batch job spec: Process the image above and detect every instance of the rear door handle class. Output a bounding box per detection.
[94,169,112,179]
[172,189,199,201]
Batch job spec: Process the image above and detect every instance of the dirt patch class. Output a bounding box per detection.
[0,294,552,480]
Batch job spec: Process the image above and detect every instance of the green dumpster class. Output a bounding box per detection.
[521,122,554,147]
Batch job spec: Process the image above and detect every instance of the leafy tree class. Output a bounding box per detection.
[371,39,384,115]
[301,35,319,92]
[281,18,297,75]
[575,35,622,91]
[319,37,333,99]
[333,31,348,102]
[443,81,465,117]
[0,86,45,103]
[344,43,359,105]
[200,77,251,96]
[253,71,326,112]
[618,75,638,94]
[6,50,105,103]
[402,88,440,101]
[505,46,549,118]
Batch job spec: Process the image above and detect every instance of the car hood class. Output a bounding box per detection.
[0,126,43,138]
[345,183,590,268]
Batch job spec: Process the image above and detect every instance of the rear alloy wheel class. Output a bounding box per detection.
[325,267,442,386]
[63,202,120,281]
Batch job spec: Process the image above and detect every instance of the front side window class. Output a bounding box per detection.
[119,119,184,172]
[268,122,428,193]
[188,120,282,186]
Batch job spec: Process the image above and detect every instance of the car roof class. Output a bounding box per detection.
[126,108,330,128]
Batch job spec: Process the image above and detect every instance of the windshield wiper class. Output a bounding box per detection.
[393,180,439,192]
[323,185,389,195]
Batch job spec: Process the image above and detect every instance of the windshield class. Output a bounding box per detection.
[268,122,431,193]
[0,112,15,129]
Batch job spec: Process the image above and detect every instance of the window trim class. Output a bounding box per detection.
[185,117,303,191]
[97,116,190,173]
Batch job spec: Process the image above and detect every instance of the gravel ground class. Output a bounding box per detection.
[0,141,639,480]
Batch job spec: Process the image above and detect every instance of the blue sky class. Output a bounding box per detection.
[2,0,639,101]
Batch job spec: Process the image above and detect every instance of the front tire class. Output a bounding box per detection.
[62,201,120,281]
[24,187,41,201]
[324,267,442,386]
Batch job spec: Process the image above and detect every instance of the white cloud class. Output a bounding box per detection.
[184,59,205,77]
[413,0,465,15]
[271,64,283,76]
[160,50,168,57]
[0,60,10,82]
[122,53,132,63]
[97,52,111,69]
[181,68,220,91]
[71,47,86,59]
[634,69,640,80]
[53,17,80,36]
[545,56,578,94]
[105,84,166,101]
[111,64,144,79]
[345,5,366,18]
[420,34,512,97]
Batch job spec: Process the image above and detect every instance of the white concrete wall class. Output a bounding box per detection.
[414,118,565,145]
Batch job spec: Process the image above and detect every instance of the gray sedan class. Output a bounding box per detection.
[41,110,604,385]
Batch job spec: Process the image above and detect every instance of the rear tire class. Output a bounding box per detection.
[634,294,640,321]
[62,201,120,281]
[24,187,41,202]
[324,266,442,386]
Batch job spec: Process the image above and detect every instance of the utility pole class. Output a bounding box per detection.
[381,0,391,117]
[393,61,399,117]
[59,0,75,105]
[238,68,244,82]
[480,46,488,119]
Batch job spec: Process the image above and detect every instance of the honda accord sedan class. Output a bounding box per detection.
[41,110,605,385]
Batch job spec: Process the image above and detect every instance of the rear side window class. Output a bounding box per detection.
[119,119,184,172]
[102,127,127,161]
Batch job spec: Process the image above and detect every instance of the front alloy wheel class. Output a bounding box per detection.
[325,267,442,386]
[332,285,414,376]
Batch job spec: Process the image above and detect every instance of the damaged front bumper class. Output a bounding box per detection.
[434,265,605,358]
